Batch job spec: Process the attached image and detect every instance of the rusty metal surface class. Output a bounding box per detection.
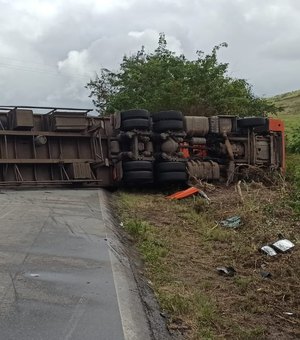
[0,105,111,187]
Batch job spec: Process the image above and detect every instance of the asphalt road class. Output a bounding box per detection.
[0,189,151,340]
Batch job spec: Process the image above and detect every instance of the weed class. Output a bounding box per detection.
[159,291,217,338]
[196,327,214,340]
[233,325,267,339]
[286,154,300,213]
[193,199,209,214]
[194,293,217,327]
[140,238,168,264]
[204,226,231,242]
[159,292,193,315]
[123,218,149,238]
[234,276,253,294]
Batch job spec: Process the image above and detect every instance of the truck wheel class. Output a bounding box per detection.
[156,161,186,172]
[121,109,150,120]
[153,120,183,132]
[122,118,150,131]
[237,117,267,128]
[123,161,153,172]
[152,110,183,122]
[123,170,153,183]
[157,171,187,182]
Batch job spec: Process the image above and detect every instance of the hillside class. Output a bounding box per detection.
[270,90,300,133]
[271,89,300,115]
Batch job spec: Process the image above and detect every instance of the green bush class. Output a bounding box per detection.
[86,33,277,117]
[287,127,300,153]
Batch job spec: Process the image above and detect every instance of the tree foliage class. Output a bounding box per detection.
[86,33,277,116]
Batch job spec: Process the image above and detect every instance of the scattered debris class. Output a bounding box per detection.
[261,238,295,256]
[216,266,236,277]
[119,222,124,227]
[283,312,294,316]
[199,190,210,201]
[272,239,295,252]
[220,216,241,228]
[30,273,40,278]
[261,245,277,256]
[166,187,200,200]
[260,271,272,279]
[160,311,169,319]
[236,180,244,203]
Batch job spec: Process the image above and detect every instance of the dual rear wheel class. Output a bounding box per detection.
[122,160,187,184]
[121,110,150,131]
[152,110,184,132]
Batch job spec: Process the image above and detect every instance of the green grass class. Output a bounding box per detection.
[234,276,253,294]
[269,90,300,192]
[232,325,267,340]
[159,291,218,339]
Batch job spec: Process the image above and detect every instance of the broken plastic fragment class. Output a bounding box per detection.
[166,187,200,200]
[199,191,210,201]
[261,245,277,256]
[260,271,272,279]
[272,239,295,252]
[216,266,236,277]
[30,273,40,277]
[220,216,241,228]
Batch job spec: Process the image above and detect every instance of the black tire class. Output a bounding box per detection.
[153,120,184,132]
[121,109,150,121]
[237,117,267,128]
[152,110,183,122]
[157,171,187,182]
[156,161,186,173]
[122,118,150,131]
[123,170,153,182]
[123,161,153,172]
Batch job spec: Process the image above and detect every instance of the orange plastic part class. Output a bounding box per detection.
[166,187,200,200]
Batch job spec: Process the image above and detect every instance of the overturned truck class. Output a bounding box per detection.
[0,106,285,187]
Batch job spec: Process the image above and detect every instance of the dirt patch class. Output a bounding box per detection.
[115,183,300,339]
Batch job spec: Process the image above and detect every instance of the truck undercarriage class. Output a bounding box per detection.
[0,106,284,187]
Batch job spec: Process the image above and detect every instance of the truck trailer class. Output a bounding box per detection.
[0,106,284,187]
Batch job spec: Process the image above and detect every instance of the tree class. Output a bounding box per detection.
[86,33,277,116]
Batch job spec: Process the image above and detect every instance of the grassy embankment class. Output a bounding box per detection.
[270,90,300,133]
[271,90,300,188]
[115,91,300,339]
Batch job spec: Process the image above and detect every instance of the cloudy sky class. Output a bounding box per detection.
[0,0,299,109]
